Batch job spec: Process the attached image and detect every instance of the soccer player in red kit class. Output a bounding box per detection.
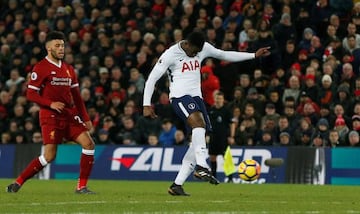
[6,31,96,194]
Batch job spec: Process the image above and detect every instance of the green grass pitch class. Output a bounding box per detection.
[1,179,360,213]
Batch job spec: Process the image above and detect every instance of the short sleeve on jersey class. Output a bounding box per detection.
[28,65,46,90]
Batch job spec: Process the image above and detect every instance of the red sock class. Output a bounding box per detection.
[16,157,45,185]
[77,153,94,190]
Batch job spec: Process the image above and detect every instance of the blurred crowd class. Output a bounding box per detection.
[1,0,360,147]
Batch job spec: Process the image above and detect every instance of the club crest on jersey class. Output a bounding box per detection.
[31,72,38,80]
[181,60,200,72]
[188,103,195,109]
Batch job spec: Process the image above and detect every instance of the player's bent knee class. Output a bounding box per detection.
[76,132,95,150]
[187,114,206,128]
[190,121,206,128]
[81,141,95,150]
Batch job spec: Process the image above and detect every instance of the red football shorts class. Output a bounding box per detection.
[40,114,88,144]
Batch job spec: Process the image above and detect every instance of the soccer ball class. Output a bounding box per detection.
[238,159,261,181]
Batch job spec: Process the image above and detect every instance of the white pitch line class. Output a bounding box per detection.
[164,200,183,203]
[209,200,230,203]
[2,201,107,207]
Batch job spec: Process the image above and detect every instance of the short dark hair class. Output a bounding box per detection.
[162,118,172,124]
[216,91,224,97]
[45,31,65,43]
[284,96,295,102]
[187,31,205,49]
[286,39,295,45]
[347,34,356,40]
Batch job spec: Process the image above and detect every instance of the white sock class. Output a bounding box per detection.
[82,149,95,155]
[174,143,196,185]
[191,127,209,168]
[38,155,48,166]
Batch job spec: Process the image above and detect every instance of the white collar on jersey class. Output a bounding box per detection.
[45,56,62,68]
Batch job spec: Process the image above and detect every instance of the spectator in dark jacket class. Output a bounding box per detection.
[334,84,353,115]
[281,39,297,71]
[311,118,330,147]
[310,0,333,39]
[272,13,297,54]
[293,117,315,146]
[298,27,315,51]
[303,74,320,105]
[252,28,281,75]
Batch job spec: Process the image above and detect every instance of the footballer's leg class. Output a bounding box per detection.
[171,96,209,168]
[75,131,95,194]
[188,112,220,185]
[168,144,195,196]
[170,96,219,191]
[187,112,209,168]
[7,144,57,193]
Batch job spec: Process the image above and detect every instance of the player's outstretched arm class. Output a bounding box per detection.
[203,43,270,62]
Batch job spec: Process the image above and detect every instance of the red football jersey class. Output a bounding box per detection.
[27,57,88,121]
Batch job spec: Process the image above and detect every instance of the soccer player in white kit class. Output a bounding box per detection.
[143,31,270,196]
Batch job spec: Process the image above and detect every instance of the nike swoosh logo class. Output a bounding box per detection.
[179,59,184,61]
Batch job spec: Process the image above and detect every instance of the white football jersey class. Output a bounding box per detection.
[143,41,255,106]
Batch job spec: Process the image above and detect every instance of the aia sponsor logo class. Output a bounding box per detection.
[181,60,200,72]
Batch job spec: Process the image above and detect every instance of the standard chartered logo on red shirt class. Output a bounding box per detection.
[50,77,72,86]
